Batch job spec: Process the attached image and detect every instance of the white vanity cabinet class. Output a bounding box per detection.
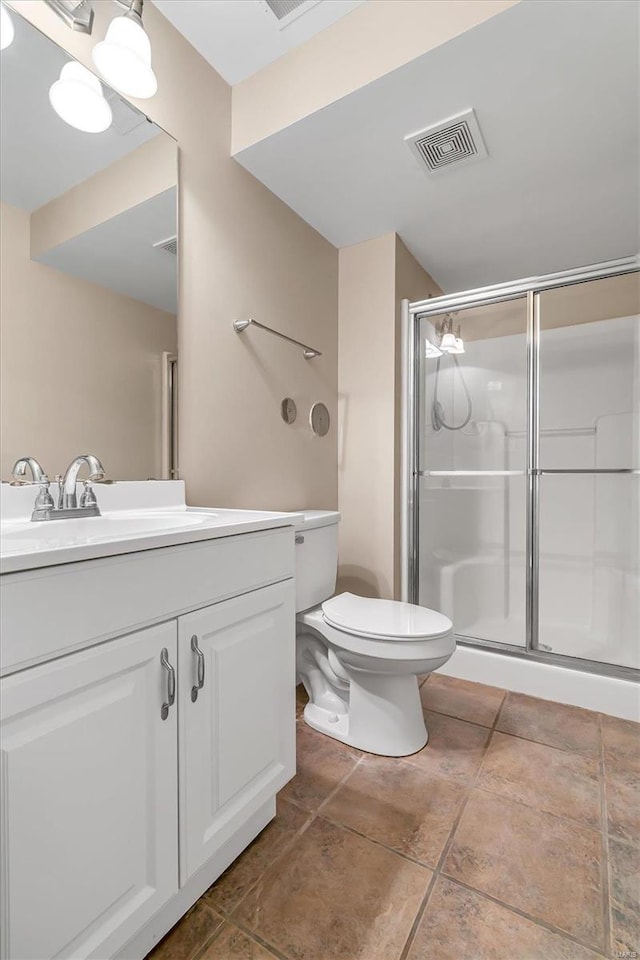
[0,522,297,960]
[0,622,180,960]
[178,582,295,883]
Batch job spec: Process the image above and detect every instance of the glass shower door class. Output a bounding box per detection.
[417,297,528,647]
[536,273,640,668]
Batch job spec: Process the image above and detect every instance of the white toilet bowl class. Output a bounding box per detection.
[297,596,455,756]
[294,509,456,757]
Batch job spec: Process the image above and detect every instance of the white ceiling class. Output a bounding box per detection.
[233,0,639,291]
[36,188,178,314]
[0,10,163,212]
[153,0,366,85]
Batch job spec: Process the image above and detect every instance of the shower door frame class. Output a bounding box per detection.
[403,255,640,681]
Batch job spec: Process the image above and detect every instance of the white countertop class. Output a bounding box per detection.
[0,481,302,574]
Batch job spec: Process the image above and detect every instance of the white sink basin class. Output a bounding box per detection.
[0,478,303,573]
[1,511,213,555]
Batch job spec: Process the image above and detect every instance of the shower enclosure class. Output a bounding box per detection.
[404,258,639,679]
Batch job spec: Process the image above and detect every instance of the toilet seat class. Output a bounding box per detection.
[298,606,455,663]
[322,592,452,641]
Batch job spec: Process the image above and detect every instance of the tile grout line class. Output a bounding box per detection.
[598,712,613,958]
[219,808,316,919]
[214,749,363,926]
[208,751,367,960]
[442,693,608,957]
[469,780,604,836]
[191,912,229,960]
[314,750,367,816]
[436,875,609,959]
[398,692,507,960]
[195,913,292,960]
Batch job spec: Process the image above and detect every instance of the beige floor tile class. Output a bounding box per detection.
[609,837,640,917]
[420,674,505,727]
[407,876,603,960]
[204,799,310,914]
[322,755,466,867]
[443,790,605,949]
[605,764,640,847]
[147,902,223,960]
[403,710,490,783]
[603,715,640,776]
[496,692,601,756]
[478,731,601,829]
[233,817,431,960]
[610,904,640,958]
[198,923,280,959]
[279,721,361,813]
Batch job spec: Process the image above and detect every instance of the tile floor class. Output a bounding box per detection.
[148,675,639,960]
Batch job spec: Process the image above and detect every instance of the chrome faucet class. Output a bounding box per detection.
[9,454,107,521]
[60,454,105,509]
[11,457,48,485]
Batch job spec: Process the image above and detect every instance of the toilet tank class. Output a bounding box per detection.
[295,510,340,613]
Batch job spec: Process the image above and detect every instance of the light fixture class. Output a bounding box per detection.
[43,0,94,34]
[49,61,113,133]
[92,0,157,99]
[449,326,465,354]
[0,2,14,51]
[436,315,465,355]
[440,332,457,353]
[425,340,443,359]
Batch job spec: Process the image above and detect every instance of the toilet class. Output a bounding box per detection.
[295,510,456,757]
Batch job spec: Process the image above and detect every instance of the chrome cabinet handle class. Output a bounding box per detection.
[190,635,205,702]
[160,647,176,720]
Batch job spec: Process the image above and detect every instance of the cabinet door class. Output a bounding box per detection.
[178,581,296,883]
[0,623,179,960]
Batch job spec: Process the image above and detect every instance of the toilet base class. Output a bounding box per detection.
[302,670,429,757]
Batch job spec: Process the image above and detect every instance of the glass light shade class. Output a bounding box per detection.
[449,337,465,354]
[425,341,443,358]
[0,4,14,51]
[49,62,113,133]
[440,332,457,353]
[92,17,157,99]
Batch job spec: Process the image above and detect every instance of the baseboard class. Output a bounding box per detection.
[439,645,640,721]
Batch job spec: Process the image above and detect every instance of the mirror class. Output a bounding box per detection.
[0,11,178,483]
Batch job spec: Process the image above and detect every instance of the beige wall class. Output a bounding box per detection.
[337,234,440,600]
[232,0,519,154]
[8,1,339,512]
[394,237,442,591]
[31,134,177,258]
[0,201,177,480]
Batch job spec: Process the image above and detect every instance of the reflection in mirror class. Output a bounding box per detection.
[0,11,177,482]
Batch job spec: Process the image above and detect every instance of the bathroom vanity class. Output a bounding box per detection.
[0,481,299,960]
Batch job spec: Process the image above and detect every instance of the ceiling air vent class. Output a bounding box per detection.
[153,236,177,256]
[405,109,488,174]
[260,0,321,29]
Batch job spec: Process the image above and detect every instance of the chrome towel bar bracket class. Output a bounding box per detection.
[233,318,321,359]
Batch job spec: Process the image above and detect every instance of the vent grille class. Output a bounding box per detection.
[153,236,177,256]
[405,109,487,174]
[261,0,321,28]
[265,0,308,20]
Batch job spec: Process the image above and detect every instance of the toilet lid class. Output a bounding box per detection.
[322,593,453,641]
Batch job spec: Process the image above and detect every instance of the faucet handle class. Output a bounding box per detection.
[34,479,54,511]
[80,480,98,508]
